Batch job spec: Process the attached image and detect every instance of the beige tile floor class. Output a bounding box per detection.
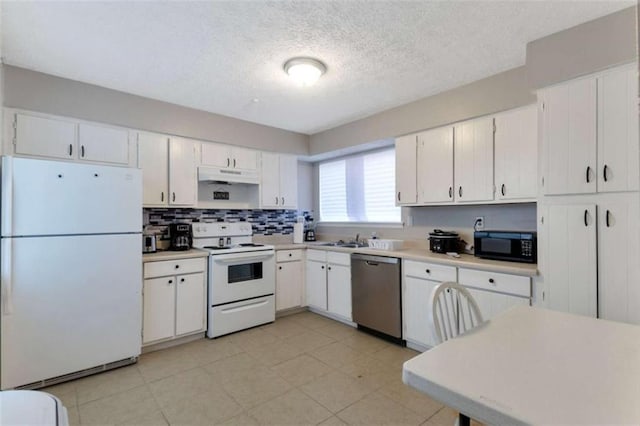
[43,311,467,426]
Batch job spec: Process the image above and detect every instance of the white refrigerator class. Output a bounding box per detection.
[0,156,143,389]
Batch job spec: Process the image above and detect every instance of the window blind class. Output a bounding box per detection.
[319,148,401,223]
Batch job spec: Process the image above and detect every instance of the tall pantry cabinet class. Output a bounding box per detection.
[538,63,640,325]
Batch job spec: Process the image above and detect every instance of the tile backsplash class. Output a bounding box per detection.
[144,208,311,235]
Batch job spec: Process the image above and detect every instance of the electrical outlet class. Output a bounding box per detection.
[474,216,485,230]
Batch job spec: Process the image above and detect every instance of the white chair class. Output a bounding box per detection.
[429,281,484,344]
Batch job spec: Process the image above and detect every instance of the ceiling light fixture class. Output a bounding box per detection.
[284,57,326,87]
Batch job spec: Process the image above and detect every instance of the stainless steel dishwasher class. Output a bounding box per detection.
[351,254,402,341]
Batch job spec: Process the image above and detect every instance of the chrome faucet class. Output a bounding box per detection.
[355,233,360,244]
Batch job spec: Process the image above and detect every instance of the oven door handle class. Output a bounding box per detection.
[212,252,275,264]
[220,299,269,313]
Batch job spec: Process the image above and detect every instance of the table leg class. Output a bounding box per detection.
[459,413,470,426]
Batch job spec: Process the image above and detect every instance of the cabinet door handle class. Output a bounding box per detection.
[397,191,401,202]
[161,192,164,202]
[81,145,85,158]
[180,278,185,283]
[586,166,591,183]
[603,165,609,182]
[227,158,230,167]
[281,197,285,205]
[501,184,506,196]
[327,266,332,271]
[233,158,236,168]
[172,192,176,202]
[584,209,589,227]
[458,186,463,198]
[168,280,173,285]
[278,266,282,270]
[606,210,611,227]
[69,144,73,156]
[321,265,325,269]
[448,187,452,198]
[275,197,279,205]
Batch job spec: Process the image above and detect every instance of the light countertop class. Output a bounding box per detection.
[273,243,537,277]
[143,249,209,262]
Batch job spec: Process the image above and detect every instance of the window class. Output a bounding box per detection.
[319,148,401,223]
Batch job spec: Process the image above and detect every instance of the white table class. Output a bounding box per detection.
[402,306,640,425]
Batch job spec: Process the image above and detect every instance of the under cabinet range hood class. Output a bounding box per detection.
[198,166,259,185]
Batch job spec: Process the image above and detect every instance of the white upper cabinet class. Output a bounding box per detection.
[597,65,639,193]
[541,77,598,195]
[395,134,417,205]
[417,126,454,203]
[13,113,132,166]
[169,137,197,206]
[138,132,169,206]
[15,114,77,160]
[137,132,196,207]
[78,123,130,165]
[201,142,257,171]
[260,152,298,209]
[454,116,494,203]
[494,105,538,201]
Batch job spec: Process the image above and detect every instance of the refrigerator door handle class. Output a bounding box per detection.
[2,238,14,315]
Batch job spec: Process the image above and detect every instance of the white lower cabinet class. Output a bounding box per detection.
[458,268,531,321]
[305,249,352,321]
[276,249,304,311]
[403,260,456,349]
[542,196,640,325]
[142,256,207,345]
[544,203,598,318]
[402,259,531,351]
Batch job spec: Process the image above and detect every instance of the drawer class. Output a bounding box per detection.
[458,268,531,298]
[327,251,350,266]
[276,249,303,262]
[404,260,456,282]
[307,249,327,263]
[144,257,206,279]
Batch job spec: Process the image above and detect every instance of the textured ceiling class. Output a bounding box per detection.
[1,1,634,135]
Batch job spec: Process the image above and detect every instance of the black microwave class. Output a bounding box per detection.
[474,230,537,263]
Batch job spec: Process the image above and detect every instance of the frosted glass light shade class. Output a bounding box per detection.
[284,58,326,87]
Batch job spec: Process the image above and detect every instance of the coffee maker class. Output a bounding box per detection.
[169,223,192,251]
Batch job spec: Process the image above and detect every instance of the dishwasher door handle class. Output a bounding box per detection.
[365,261,379,266]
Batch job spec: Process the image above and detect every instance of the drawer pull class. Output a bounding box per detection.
[488,278,495,284]
[175,264,180,269]
[168,279,173,285]
[289,253,292,257]
[425,269,431,274]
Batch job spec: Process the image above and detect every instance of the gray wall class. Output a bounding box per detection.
[309,66,534,155]
[309,6,638,157]
[526,6,637,90]
[2,65,310,155]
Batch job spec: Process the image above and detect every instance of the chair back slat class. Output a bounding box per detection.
[429,281,484,345]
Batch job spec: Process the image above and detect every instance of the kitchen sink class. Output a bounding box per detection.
[338,242,368,248]
[317,241,368,248]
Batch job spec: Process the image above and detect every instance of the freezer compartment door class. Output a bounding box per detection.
[1,156,142,236]
[1,234,142,389]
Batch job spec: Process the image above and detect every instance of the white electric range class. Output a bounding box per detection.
[192,222,276,338]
